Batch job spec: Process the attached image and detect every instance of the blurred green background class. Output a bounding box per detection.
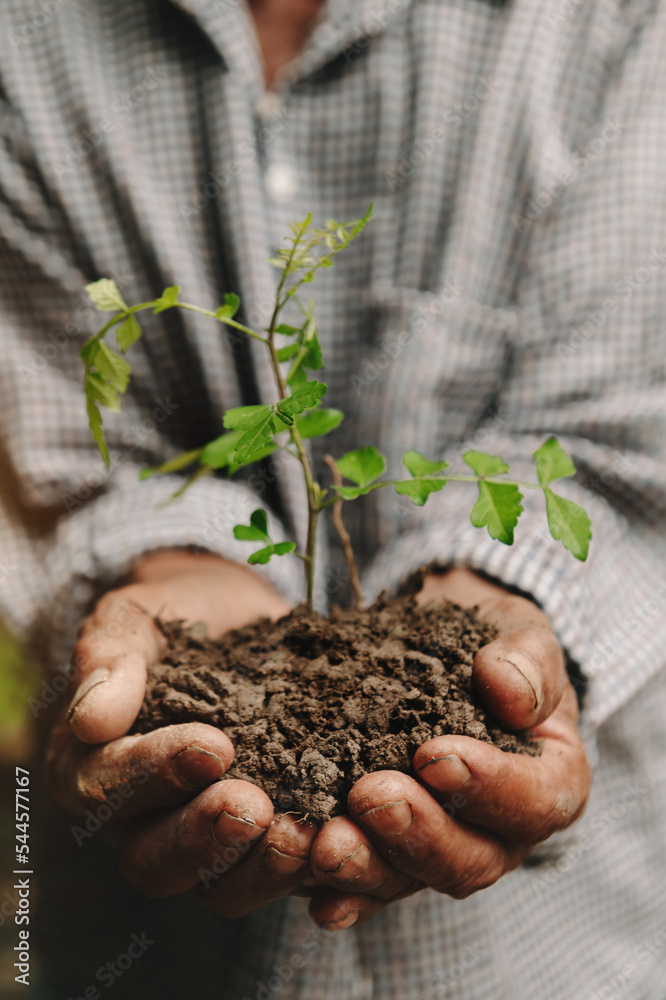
[0,623,40,998]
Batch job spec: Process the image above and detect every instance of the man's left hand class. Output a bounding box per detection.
[306,567,592,930]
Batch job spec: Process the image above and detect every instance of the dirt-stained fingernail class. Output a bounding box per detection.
[499,651,543,711]
[67,668,110,722]
[322,843,371,880]
[358,800,413,836]
[172,746,227,787]
[263,846,309,877]
[418,754,470,791]
[324,909,360,931]
[213,810,268,846]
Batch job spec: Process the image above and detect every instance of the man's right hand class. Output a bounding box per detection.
[46,550,319,918]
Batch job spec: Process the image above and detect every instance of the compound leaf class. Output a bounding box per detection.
[463,451,510,477]
[394,478,447,506]
[534,437,577,487]
[140,448,204,480]
[215,293,241,320]
[402,450,450,478]
[294,408,344,439]
[336,446,386,487]
[85,278,127,313]
[116,314,142,352]
[153,285,180,314]
[470,482,523,544]
[544,489,591,560]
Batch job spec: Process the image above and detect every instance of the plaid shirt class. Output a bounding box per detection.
[2,0,666,997]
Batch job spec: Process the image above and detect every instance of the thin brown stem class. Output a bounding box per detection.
[324,455,364,611]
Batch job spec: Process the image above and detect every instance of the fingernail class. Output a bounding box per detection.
[67,668,110,722]
[418,754,471,791]
[499,652,543,711]
[263,846,309,877]
[172,746,227,787]
[213,810,268,846]
[323,843,370,880]
[324,909,360,931]
[359,800,413,836]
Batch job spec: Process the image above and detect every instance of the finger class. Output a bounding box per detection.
[349,771,528,899]
[308,883,421,931]
[193,813,318,919]
[111,779,273,897]
[414,684,591,842]
[418,569,566,728]
[69,591,164,743]
[310,816,417,900]
[46,720,234,817]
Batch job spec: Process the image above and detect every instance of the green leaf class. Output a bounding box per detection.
[233,509,271,544]
[402,450,450,478]
[86,396,109,466]
[200,431,244,469]
[139,448,204,480]
[276,343,300,362]
[223,404,273,430]
[229,442,277,474]
[543,489,591,560]
[337,485,373,499]
[235,413,280,461]
[463,451,510,477]
[93,341,132,393]
[273,541,297,556]
[248,541,296,565]
[302,330,324,371]
[250,509,269,535]
[275,324,301,336]
[394,478,447,506]
[153,285,180,314]
[470,482,524,545]
[294,408,344,439]
[336,446,386,487]
[85,278,127,313]
[278,380,327,418]
[534,437,577,487]
[87,372,121,412]
[215,293,241,320]
[116,314,142,352]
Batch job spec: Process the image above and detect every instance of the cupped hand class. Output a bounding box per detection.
[306,567,592,929]
[46,550,318,918]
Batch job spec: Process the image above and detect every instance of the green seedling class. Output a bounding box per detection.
[80,207,591,612]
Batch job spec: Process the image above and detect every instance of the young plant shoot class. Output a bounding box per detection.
[80,208,591,612]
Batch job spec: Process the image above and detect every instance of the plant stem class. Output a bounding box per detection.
[323,455,364,611]
[174,301,268,343]
[266,292,320,613]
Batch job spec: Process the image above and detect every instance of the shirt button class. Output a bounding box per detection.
[265,162,297,203]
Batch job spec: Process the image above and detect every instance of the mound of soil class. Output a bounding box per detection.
[134,593,540,822]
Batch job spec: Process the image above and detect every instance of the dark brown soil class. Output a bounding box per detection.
[134,592,540,823]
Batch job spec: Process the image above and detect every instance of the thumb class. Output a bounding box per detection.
[68,593,164,745]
